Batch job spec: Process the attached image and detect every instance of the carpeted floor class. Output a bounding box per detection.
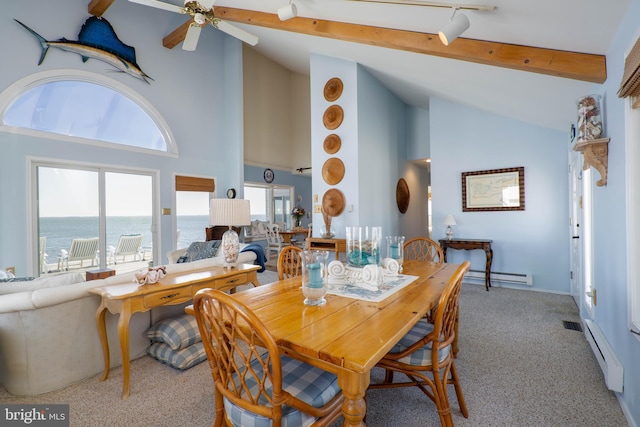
[0,270,627,426]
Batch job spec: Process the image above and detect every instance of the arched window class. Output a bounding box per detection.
[0,69,177,155]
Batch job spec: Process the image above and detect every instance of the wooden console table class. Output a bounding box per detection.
[306,237,346,260]
[89,264,260,399]
[439,238,493,291]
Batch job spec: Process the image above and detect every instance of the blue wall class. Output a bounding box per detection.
[430,97,570,293]
[0,0,245,270]
[591,0,640,422]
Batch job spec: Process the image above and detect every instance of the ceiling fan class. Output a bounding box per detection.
[128,0,259,50]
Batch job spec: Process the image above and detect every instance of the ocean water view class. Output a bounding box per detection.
[40,215,210,264]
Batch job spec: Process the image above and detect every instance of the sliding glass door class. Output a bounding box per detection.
[35,163,156,275]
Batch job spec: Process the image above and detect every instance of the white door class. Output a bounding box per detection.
[568,150,583,307]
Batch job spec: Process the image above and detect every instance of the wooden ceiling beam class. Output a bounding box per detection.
[87,0,115,17]
[214,7,606,83]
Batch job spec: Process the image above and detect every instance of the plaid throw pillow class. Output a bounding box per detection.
[144,314,201,350]
[147,342,207,370]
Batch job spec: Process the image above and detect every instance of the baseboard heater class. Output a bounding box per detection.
[463,269,533,286]
[584,319,624,392]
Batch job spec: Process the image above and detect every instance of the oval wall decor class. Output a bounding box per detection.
[396,178,410,214]
[323,77,343,102]
[322,188,346,217]
[323,134,342,154]
[322,158,345,185]
[323,105,344,130]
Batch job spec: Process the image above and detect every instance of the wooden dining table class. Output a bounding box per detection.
[205,261,459,426]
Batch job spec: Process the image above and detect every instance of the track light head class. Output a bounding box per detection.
[278,2,298,21]
[438,8,470,46]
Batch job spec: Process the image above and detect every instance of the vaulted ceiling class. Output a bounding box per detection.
[89,0,631,132]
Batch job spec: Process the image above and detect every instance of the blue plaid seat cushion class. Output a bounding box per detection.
[388,319,450,366]
[144,314,201,350]
[224,355,341,427]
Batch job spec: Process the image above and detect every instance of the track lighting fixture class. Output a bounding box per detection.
[296,167,312,174]
[278,0,298,21]
[439,7,470,45]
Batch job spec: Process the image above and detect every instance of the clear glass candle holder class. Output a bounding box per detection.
[346,226,382,267]
[386,235,405,272]
[301,250,329,306]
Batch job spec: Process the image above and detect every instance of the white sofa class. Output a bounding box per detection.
[0,247,258,396]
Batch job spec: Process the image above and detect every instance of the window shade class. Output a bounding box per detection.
[175,176,215,192]
[618,37,640,99]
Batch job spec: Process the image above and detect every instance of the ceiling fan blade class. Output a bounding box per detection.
[182,23,202,51]
[128,0,182,14]
[214,20,258,46]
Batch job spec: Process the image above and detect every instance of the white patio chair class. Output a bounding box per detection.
[39,236,49,274]
[109,234,144,264]
[58,237,99,271]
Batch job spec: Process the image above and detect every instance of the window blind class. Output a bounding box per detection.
[175,175,215,192]
[618,37,640,106]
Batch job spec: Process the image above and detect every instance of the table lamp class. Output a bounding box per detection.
[209,199,251,268]
[443,214,457,240]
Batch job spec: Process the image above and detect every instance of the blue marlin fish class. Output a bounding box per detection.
[15,17,152,84]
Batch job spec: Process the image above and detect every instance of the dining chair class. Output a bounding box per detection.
[404,237,444,265]
[369,260,471,427]
[265,223,289,262]
[277,245,303,280]
[193,289,344,427]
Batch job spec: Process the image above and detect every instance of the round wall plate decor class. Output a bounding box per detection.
[322,158,345,185]
[324,77,343,102]
[396,178,410,214]
[323,105,344,130]
[322,188,345,217]
[323,134,341,154]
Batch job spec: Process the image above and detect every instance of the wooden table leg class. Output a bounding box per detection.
[484,244,493,291]
[117,306,132,400]
[94,302,110,381]
[248,270,261,288]
[338,371,368,426]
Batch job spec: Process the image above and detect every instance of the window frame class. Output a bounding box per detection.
[27,156,161,276]
[244,181,295,227]
[0,69,178,157]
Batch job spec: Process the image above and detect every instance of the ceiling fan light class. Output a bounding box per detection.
[278,3,297,21]
[438,11,470,46]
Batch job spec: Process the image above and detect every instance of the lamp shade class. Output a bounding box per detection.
[438,12,470,45]
[209,199,251,227]
[443,214,457,226]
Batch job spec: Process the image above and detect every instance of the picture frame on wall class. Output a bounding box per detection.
[461,167,525,212]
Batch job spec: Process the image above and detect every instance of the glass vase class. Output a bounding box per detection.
[386,235,405,272]
[301,250,329,306]
[346,226,382,267]
[576,94,603,141]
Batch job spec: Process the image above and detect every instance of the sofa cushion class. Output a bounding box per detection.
[177,240,221,263]
[146,341,207,370]
[0,272,84,296]
[144,313,201,350]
